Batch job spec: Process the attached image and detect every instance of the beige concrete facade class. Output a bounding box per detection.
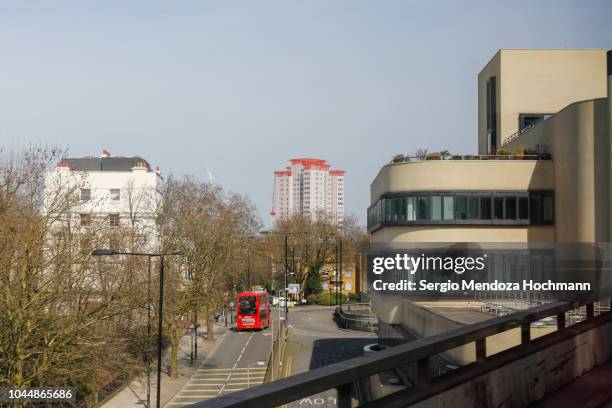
[505,98,610,243]
[478,49,608,154]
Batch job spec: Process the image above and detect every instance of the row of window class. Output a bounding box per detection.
[81,213,120,227]
[321,268,353,277]
[367,191,554,230]
[81,188,121,202]
[322,282,353,291]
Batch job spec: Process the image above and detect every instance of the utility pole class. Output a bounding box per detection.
[339,238,343,310]
[284,234,289,324]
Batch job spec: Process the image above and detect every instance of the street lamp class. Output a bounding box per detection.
[258,230,308,326]
[92,248,183,408]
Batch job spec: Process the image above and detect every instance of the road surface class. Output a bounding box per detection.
[167,310,279,406]
[285,306,377,408]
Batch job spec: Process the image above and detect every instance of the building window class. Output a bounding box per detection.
[323,282,329,290]
[110,189,120,201]
[322,269,329,277]
[518,197,529,220]
[431,196,442,220]
[454,197,467,220]
[345,269,352,277]
[345,282,352,291]
[368,191,554,231]
[486,76,497,154]
[418,196,430,220]
[519,114,552,131]
[493,197,504,219]
[80,213,91,226]
[81,188,91,202]
[468,197,479,220]
[109,213,120,227]
[505,197,517,220]
[443,196,454,220]
[480,197,492,220]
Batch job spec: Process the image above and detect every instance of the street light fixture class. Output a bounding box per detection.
[91,248,183,408]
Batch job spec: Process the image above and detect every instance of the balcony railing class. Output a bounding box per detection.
[189,288,612,408]
[389,154,550,164]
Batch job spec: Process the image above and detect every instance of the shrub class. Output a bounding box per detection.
[315,292,350,306]
[306,294,317,305]
[496,148,512,155]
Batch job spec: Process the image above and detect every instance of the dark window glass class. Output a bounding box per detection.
[418,196,430,220]
[518,197,529,220]
[543,196,554,222]
[454,197,467,220]
[480,197,492,220]
[467,197,479,220]
[505,197,517,220]
[530,196,542,223]
[494,197,504,219]
[239,296,257,315]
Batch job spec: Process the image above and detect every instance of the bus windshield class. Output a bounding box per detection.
[239,296,257,315]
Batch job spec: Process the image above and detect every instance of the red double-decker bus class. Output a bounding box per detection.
[236,291,270,330]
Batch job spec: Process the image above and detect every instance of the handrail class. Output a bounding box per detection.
[389,154,550,164]
[188,289,611,408]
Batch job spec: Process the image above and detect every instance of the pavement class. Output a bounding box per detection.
[284,306,377,408]
[101,323,230,408]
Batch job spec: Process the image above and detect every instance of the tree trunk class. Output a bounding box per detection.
[170,326,180,379]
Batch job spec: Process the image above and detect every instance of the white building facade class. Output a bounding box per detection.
[44,151,162,250]
[271,158,345,227]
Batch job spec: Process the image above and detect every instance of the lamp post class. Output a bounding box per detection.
[259,230,307,327]
[92,249,183,408]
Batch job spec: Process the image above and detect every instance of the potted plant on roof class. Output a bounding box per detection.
[496,148,512,160]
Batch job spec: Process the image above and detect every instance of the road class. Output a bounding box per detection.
[285,306,377,408]
[167,310,279,407]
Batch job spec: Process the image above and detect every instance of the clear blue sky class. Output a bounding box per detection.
[1,1,611,226]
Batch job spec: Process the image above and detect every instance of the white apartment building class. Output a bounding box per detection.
[44,150,162,250]
[271,158,345,227]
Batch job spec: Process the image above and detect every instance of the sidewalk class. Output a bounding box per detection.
[100,323,230,408]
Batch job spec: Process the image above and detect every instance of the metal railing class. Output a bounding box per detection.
[189,289,612,408]
[389,154,550,164]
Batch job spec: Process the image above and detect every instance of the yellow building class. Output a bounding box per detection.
[319,263,358,295]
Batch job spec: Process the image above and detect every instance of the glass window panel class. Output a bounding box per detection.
[518,197,529,220]
[431,196,442,220]
[418,196,430,220]
[505,197,517,220]
[468,197,479,220]
[480,197,492,220]
[529,196,541,223]
[407,197,416,221]
[454,197,467,220]
[494,197,504,219]
[443,196,454,220]
[543,196,554,222]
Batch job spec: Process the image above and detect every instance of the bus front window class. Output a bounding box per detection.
[239,296,257,315]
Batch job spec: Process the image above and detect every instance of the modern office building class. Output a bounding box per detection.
[271,158,345,227]
[367,49,612,350]
[45,150,162,249]
[369,49,610,245]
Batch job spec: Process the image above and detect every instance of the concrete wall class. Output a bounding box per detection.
[478,49,608,153]
[371,160,554,205]
[506,98,610,243]
[413,317,612,408]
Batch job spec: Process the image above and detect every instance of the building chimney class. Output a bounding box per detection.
[101,149,111,158]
